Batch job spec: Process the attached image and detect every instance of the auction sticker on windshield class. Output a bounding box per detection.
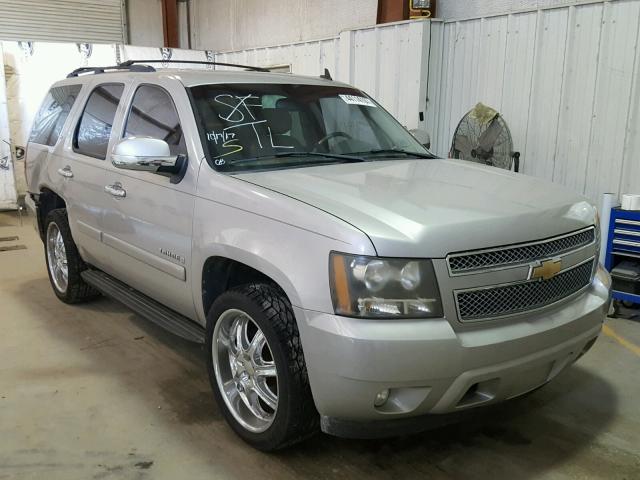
[338,94,377,107]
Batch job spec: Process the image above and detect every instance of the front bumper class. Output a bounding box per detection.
[294,265,610,437]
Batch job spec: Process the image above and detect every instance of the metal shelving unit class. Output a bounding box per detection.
[604,207,640,304]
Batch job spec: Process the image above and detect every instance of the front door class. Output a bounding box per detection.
[100,79,202,320]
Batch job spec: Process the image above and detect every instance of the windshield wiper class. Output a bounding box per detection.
[228,151,365,165]
[275,151,365,162]
[351,148,437,159]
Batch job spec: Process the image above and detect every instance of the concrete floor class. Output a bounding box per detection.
[0,211,639,480]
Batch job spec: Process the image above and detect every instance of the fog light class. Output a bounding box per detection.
[374,389,389,407]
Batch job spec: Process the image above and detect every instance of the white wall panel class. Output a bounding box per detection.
[438,0,592,20]
[552,4,603,193]
[583,0,640,201]
[523,8,569,180]
[499,12,537,166]
[216,38,340,77]
[477,17,509,110]
[0,43,18,208]
[427,0,640,202]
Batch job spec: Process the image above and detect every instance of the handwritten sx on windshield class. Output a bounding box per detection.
[206,94,293,165]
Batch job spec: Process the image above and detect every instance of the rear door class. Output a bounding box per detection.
[25,83,83,212]
[99,79,201,319]
[62,81,128,270]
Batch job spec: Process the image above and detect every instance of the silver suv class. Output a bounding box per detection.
[25,61,611,450]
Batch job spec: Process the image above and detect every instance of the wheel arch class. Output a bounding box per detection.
[36,187,67,241]
[200,253,302,319]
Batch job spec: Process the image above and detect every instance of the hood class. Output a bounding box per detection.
[233,159,596,257]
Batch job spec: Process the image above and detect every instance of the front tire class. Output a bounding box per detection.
[44,209,98,304]
[206,283,318,451]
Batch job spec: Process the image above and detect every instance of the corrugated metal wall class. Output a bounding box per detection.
[427,0,640,201]
[0,0,125,44]
[216,20,431,131]
[437,0,586,20]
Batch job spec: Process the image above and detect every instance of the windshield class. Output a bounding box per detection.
[189,83,431,172]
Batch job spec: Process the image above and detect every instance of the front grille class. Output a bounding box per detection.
[455,259,594,321]
[448,227,595,275]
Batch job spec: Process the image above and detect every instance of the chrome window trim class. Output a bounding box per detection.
[446,226,596,277]
[453,256,595,322]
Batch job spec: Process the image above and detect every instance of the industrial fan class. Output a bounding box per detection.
[450,103,520,171]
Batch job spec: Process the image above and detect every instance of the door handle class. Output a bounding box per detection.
[57,166,73,178]
[104,182,126,198]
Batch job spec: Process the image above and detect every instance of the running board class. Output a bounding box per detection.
[81,269,205,343]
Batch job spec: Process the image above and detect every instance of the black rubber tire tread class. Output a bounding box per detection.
[44,208,99,304]
[206,283,319,451]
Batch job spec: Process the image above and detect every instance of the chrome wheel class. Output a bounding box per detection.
[212,309,279,433]
[46,222,68,294]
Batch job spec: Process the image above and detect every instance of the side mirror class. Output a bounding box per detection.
[410,129,431,150]
[112,137,182,173]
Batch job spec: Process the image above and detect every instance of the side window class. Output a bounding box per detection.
[74,83,124,159]
[29,85,82,146]
[124,85,186,156]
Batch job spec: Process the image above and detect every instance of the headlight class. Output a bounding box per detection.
[329,252,443,318]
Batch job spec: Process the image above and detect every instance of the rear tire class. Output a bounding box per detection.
[206,283,318,451]
[44,209,99,304]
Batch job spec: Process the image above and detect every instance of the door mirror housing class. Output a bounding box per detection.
[112,137,183,173]
[409,129,431,150]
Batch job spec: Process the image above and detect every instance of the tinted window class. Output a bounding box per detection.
[124,85,186,155]
[29,85,82,146]
[74,84,124,159]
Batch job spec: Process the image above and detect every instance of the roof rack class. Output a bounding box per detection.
[119,59,270,72]
[67,63,155,78]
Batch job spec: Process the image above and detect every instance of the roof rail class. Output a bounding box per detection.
[67,63,155,78]
[119,59,270,72]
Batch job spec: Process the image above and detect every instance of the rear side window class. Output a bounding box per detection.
[124,84,186,155]
[74,83,125,159]
[29,85,82,146]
